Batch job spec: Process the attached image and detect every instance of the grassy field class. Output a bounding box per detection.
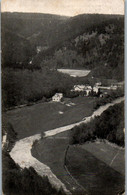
[32,131,87,195]
[80,141,125,175]
[32,132,125,195]
[5,97,95,139]
[66,145,125,195]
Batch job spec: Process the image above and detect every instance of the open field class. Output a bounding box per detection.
[8,97,125,195]
[32,131,87,194]
[80,141,125,175]
[66,145,124,195]
[57,69,91,77]
[32,132,125,195]
[6,97,95,139]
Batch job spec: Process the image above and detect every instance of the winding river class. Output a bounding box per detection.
[9,97,124,194]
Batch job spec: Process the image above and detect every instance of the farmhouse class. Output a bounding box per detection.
[52,93,63,102]
[111,81,124,89]
[72,85,86,92]
[95,82,102,87]
[72,85,93,92]
[71,84,102,96]
[93,86,99,93]
[86,89,92,96]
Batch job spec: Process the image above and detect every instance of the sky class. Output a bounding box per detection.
[1,0,124,16]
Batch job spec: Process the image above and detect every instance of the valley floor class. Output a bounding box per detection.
[6,97,95,139]
[8,96,125,195]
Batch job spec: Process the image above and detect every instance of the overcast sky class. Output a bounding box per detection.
[1,0,124,16]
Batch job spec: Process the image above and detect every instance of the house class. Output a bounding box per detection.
[110,84,118,90]
[52,93,63,102]
[86,85,92,90]
[71,85,93,96]
[72,85,86,92]
[93,86,99,93]
[111,81,124,89]
[117,81,124,87]
[95,82,102,87]
[86,89,92,96]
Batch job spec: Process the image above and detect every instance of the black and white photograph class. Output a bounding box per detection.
[1,0,125,195]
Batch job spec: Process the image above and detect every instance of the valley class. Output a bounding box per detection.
[2,11,125,195]
[7,97,124,195]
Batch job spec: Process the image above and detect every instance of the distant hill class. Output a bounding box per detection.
[2,12,69,67]
[1,28,33,68]
[2,12,124,80]
[32,14,124,80]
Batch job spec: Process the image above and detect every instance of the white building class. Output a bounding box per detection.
[86,89,92,96]
[93,86,99,93]
[73,85,86,92]
[72,85,92,92]
[111,81,124,89]
[52,93,63,102]
[95,82,102,87]
[110,84,118,90]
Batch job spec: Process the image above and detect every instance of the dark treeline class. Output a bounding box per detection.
[2,13,124,109]
[2,68,75,109]
[2,152,65,195]
[2,123,65,195]
[2,13,124,82]
[71,102,124,147]
[2,66,124,110]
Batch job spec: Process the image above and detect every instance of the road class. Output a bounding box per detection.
[9,96,124,194]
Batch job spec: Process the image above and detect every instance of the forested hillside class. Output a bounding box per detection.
[2,13,124,81]
[34,16,124,80]
[2,68,75,108]
[2,13,124,109]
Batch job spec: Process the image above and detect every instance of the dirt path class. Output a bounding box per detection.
[10,134,71,194]
[9,96,124,194]
[44,97,124,137]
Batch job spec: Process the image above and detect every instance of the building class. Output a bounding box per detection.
[95,82,102,87]
[71,85,93,96]
[111,81,124,89]
[93,86,99,93]
[110,84,118,90]
[72,85,86,92]
[52,93,63,102]
[71,84,101,96]
[72,85,93,92]
[86,89,92,96]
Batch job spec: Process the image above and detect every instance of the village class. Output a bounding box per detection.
[52,81,124,102]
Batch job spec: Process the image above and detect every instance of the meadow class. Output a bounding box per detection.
[6,97,95,139]
[66,145,124,195]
